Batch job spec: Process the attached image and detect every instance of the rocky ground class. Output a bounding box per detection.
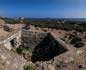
[22,29,86,70]
[1,22,86,70]
[0,29,9,38]
[61,30,86,48]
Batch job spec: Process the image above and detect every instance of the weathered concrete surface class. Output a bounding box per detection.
[0,30,24,70]
[21,29,48,52]
[50,32,76,51]
[0,30,21,50]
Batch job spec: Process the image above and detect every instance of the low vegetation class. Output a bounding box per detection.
[16,45,32,61]
[1,17,86,31]
[24,65,33,70]
[24,18,86,32]
[3,25,13,32]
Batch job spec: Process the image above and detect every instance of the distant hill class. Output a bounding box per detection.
[58,18,86,22]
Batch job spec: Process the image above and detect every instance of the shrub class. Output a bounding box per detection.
[74,42,84,48]
[70,37,82,44]
[16,46,23,54]
[24,65,33,70]
[3,25,13,32]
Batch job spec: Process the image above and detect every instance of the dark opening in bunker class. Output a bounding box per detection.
[31,34,68,63]
[10,38,15,47]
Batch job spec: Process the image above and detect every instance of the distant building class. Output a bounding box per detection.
[19,17,24,23]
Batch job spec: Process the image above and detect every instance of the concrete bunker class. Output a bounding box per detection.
[31,33,68,63]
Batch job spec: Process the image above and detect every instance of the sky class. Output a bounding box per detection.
[0,0,86,18]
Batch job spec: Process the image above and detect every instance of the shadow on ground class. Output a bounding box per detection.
[31,34,68,63]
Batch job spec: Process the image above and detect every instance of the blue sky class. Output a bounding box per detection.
[0,0,86,18]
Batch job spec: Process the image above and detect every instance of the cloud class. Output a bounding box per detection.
[64,8,86,18]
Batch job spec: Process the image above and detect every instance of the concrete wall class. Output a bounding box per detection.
[0,30,21,50]
[0,30,25,70]
[21,30,48,52]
